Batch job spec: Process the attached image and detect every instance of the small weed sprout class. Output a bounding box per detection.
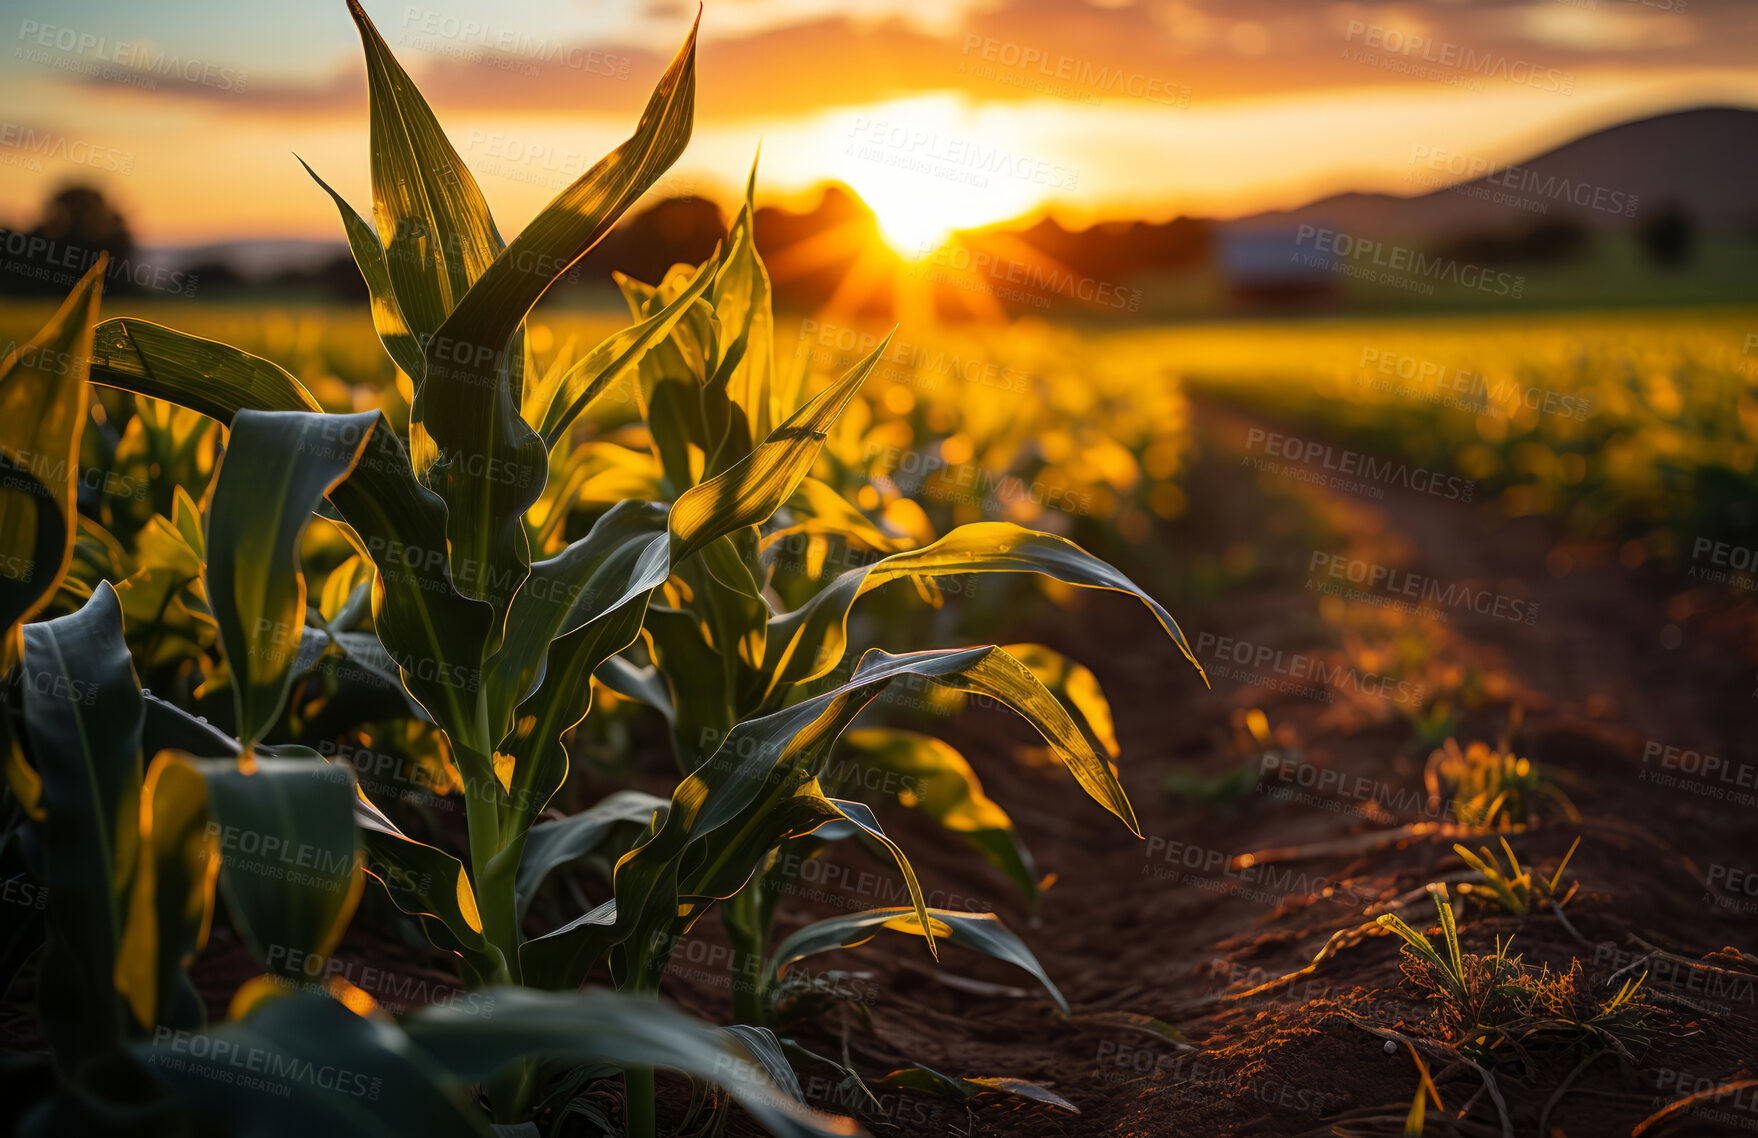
[1454,835,1581,916]
[1379,883,1653,1066]
[1427,738,1577,829]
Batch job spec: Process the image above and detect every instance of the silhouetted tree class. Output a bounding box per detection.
[1638,203,1695,267]
[0,184,137,296]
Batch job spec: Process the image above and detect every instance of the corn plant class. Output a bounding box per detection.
[0,163,865,1138]
[5,2,1208,1132]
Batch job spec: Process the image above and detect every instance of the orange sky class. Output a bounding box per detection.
[3,0,1757,246]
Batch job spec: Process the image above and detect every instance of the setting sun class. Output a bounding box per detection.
[822,94,1061,257]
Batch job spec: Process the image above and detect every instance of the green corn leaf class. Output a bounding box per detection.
[206,410,378,748]
[514,790,669,922]
[115,506,213,671]
[114,753,217,1032]
[761,478,915,558]
[18,583,144,1070]
[642,601,742,770]
[0,258,104,668]
[763,522,1207,697]
[435,20,698,405]
[533,258,716,447]
[88,318,323,425]
[298,157,424,382]
[505,597,652,824]
[402,987,862,1137]
[322,413,495,750]
[481,595,656,967]
[595,656,675,722]
[481,500,671,747]
[521,645,1134,990]
[345,0,538,610]
[710,156,780,441]
[669,776,849,914]
[834,728,1039,909]
[133,991,492,1138]
[765,907,1068,1015]
[410,15,699,610]
[720,1024,808,1106]
[346,0,505,352]
[349,789,499,983]
[671,336,891,566]
[193,755,362,981]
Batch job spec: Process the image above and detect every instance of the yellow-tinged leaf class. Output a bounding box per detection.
[328,975,380,1017]
[115,754,218,1030]
[456,867,483,934]
[3,738,42,821]
[228,974,294,1021]
[0,257,105,671]
[1002,643,1121,760]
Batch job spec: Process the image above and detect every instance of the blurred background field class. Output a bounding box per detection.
[14,297,1752,574]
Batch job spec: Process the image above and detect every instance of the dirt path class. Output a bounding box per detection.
[710,394,1758,1136]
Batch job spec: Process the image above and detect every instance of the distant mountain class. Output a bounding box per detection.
[1224,106,1758,238]
[141,238,348,278]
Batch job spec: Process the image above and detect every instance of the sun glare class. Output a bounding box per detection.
[863,190,960,258]
[823,94,1055,259]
